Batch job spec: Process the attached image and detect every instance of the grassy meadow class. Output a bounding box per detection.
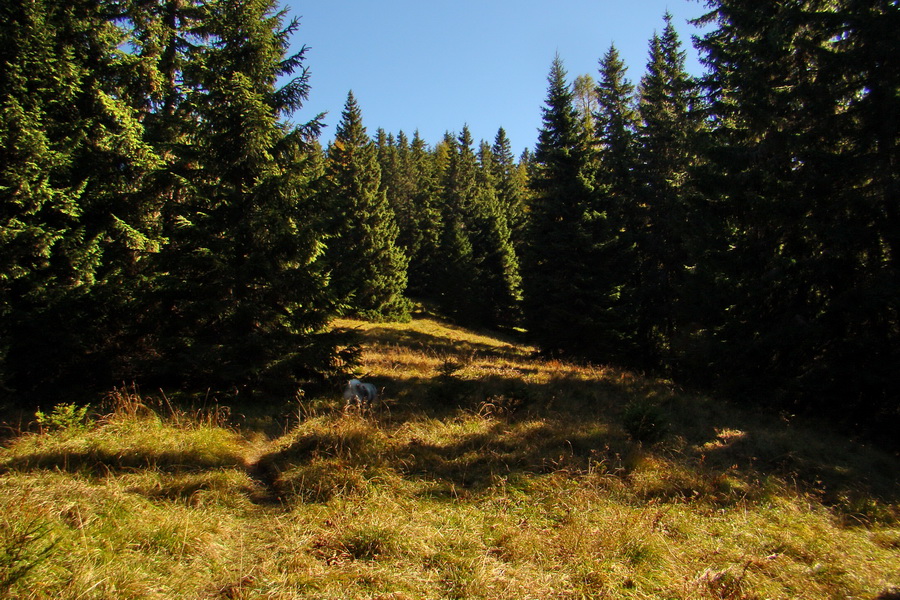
[1,317,898,599]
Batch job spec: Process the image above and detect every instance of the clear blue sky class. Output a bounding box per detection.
[285,1,710,155]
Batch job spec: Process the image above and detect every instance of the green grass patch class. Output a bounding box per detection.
[0,317,897,599]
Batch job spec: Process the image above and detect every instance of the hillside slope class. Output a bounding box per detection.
[1,317,897,599]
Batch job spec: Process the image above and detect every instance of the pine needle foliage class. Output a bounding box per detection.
[692,0,900,429]
[1,0,163,396]
[322,91,411,322]
[0,0,342,399]
[144,0,336,393]
[523,55,633,361]
[634,14,706,365]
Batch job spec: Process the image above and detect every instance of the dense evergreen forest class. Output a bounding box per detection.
[1,0,897,438]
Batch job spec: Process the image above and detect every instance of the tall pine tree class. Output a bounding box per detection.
[635,13,705,365]
[147,0,337,391]
[432,127,481,322]
[404,131,442,298]
[490,127,529,254]
[523,56,627,359]
[592,45,643,362]
[473,139,522,327]
[695,0,899,432]
[322,92,410,321]
[1,0,162,396]
[595,45,640,211]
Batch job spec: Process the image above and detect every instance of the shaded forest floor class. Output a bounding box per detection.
[1,317,898,599]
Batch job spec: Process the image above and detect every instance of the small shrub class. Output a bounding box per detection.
[0,516,56,591]
[429,374,474,408]
[35,403,91,432]
[436,350,475,379]
[622,401,668,444]
[437,359,465,378]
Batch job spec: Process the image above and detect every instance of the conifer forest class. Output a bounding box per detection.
[1,0,898,440]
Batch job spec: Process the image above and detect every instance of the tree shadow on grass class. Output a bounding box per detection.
[258,363,888,517]
[679,404,900,523]
[325,321,900,519]
[0,447,245,475]
[2,339,896,521]
[0,428,274,506]
[393,413,631,492]
[308,310,900,523]
[250,362,898,520]
[126,469,260,504]
[0,420,247,477]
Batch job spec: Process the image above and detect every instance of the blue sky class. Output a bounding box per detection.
[285,1,710,155]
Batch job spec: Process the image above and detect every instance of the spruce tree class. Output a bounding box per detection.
[374,128,398,202]
[322,92,410,321]
[1,0,162,395]
[695,0,899,430]
[832,0,900,429]
[595,45,640,205]
[592,45,643,361]
[635,13,704,365]
[523,56,625,358]
[473,139,522,327]
[405,131,442,298]
[378,130,428,293]
[433,126,481,322]
[490,127,528,253]
[148,0,337,391]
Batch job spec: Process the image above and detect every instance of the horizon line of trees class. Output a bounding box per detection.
[2,0,897,436]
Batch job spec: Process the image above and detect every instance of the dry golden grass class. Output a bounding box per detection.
[0,317,897,599]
